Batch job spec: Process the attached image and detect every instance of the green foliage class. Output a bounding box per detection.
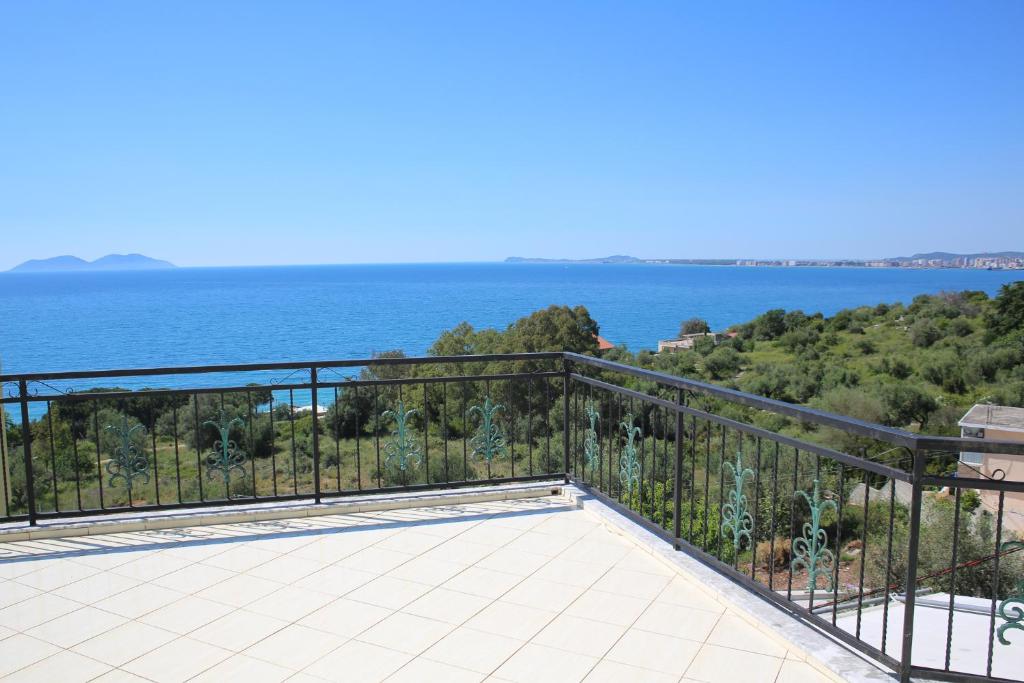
[987,282,1024,338]
[910,319,942,348]
[679,318,710,336]
[704,347,741,379]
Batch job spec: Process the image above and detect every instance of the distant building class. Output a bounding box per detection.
[958,404,1024,531]
[294,404,329,417]
[596,335,615,351]
[658,332,724,353]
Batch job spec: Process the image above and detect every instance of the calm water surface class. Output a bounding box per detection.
[0,263,1020,383]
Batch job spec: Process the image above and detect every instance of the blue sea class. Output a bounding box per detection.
[0,263,1020,388]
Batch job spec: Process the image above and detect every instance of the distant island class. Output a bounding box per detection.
[506,252,1024,270]
[8,254,176,273]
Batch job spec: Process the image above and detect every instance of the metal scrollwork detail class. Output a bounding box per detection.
[998,541,1024,645]
[105,416,149,490]
[468,396,507,462]
[382,400,422,474]
[619,413,642,500]
[203,410,247,490]
[721,450,754,551]
[791,479,837,592]
[583,400,600,472]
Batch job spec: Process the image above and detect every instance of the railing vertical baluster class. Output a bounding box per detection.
[269,394,278,497]
[855,461,869,640]
[692,411,700,544]
[768,441,779,591]
[194,395,203,501]
[881,468,896,655]
[661,407,668,530]
[424,381,430,485]
[311,367,321,503]
[172,402,184,502]
[508,379,514,479]
[751,436,761,581]
[442,381,450,483]
[332,387,341,493]
[288,389,298,495]
[832,462,844,624]
[19,380,37,526]
[899,449,926,683]
[374,384,382,489]
[247,391,257,498]
[46,401,58,513]
[672,389,683,547]
[151,406,161,506]
[562,360,570,483]
[526,378,533,478]
[717,425,726,562]
[354,386,362,490]
[462,381,469,479]
[71,408,83,510]
[944,485,961,671]
[787,448,799,602]
[986,490,1006,680]
[94,401,104,509]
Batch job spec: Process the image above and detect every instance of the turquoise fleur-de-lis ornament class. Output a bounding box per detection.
[583,400,601,473]
[105,416,149,491]
[619,413,642,500]
[382,400,422,478]
[721,451,754,551]
[468,396,507,462]
[791,479,837,592]
[203,409,248,492]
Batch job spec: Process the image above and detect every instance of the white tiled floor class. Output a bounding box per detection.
[0,497,834,682]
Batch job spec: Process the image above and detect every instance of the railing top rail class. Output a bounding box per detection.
[564,352,1024,456]
[6,349,1023,457]
[564,352,922,448]
[0,352,563,383]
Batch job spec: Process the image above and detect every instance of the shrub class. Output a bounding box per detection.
[910,319,942,348]
[704,347,742,380]
[679,318,710,336]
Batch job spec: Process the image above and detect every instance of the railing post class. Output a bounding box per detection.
[899,448,926,682]
[310,366,321,504]
[673,388,684,547]
[562,358,571,484]
[18,380,37,526]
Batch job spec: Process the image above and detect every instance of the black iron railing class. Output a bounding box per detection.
[3,351,1024,682]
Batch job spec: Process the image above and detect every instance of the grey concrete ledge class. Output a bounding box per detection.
[561,485,898,683]
[0,481,564,543]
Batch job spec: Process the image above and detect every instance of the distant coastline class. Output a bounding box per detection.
[506,251,1024,270]
[8,253,176,273]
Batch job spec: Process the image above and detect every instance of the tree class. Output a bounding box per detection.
[679,318,710,336]
[751,309,787,340]
[880,383,938,428]
[909,319,942,348]
[503,305,599,354]
[703,347,741,380]
[988,282,1024,338]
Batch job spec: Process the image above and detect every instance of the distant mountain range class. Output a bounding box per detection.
[506,252,1024,267]
[9,254,176,273]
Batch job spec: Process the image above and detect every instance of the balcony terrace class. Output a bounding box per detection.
[2,353,1023,682]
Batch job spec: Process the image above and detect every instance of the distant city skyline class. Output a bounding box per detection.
[1,2,1022,271]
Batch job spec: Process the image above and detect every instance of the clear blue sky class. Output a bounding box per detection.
[1,2,1021,269]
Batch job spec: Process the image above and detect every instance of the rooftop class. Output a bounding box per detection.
[960,404,1024,431]
[0,490,841,683]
